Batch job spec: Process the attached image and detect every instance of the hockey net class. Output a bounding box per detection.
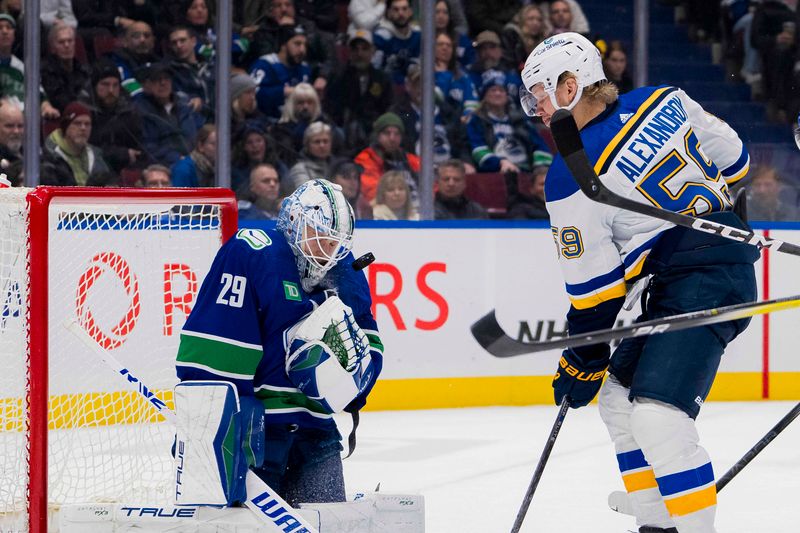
[0,187,236,532]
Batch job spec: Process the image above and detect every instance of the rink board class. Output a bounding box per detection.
[340,221,800,409]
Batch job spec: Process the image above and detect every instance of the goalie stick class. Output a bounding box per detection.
[471,293,800,358]
[548,107,800,258]
[65,321,320,533]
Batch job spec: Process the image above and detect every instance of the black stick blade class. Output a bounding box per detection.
[550,108,584,157]
[470,310,538,357]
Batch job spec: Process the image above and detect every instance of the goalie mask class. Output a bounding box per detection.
[520,32,605,114]
[278,179,355,292]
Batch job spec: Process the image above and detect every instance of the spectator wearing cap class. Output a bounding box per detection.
[434,159,487,220]
[230,73,269,133]
[41,25,92,113]
[391,64,473,169]
[108,20,158,98]
[0,13,60,119]
[168,25,213,117]
[134,61,204,166]
[466,70,551,173]
[435,0,475,70]
[372,0,422,85]
[271,82,343,167]
[171,123,217,187]
[42,101,114,186]
[468,31,523,107]
[354,111,421,203]
[248,24,311,119]
[325,28,393,156]
[328,158,372,219]
[85,60,146,174]
[501,5,550,71]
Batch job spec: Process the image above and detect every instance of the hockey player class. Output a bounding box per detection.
[175,179,383,507]
[520,34,756,533]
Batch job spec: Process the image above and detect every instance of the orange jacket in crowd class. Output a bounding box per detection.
[354,146,421,203]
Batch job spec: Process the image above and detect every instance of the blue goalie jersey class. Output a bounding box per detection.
[546,85,749,315]
[176,228,383,430]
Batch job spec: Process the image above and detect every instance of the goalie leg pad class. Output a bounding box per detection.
[174,381,265,506]
[599,377,675,530]
[630,398,717,532]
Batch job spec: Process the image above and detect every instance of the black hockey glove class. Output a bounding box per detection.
[552,349,608,408]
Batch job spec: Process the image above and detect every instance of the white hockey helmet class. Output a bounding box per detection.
[277,179,355,291]
[520,32,606,113]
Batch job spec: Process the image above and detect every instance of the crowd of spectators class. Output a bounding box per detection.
[0,0,796,222]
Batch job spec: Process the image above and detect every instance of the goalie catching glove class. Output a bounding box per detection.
[286,295,375,413]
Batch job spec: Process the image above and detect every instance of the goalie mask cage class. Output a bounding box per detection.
[0,187,237,533]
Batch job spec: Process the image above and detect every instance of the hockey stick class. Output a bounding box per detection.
[716,400,800,491]
[471,293,800,358]
[65,321,320,533]
[548,108,800,257]
[510,398,570,533]
[609,400,800,516]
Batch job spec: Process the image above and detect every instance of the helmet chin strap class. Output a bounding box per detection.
[547,83,584,112]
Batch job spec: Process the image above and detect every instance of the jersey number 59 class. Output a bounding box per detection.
[216,273,247,308]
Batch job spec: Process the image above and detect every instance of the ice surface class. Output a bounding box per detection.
[337,402,800,532]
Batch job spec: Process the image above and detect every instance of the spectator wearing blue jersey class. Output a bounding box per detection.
[249,24,311,120]
[134,61,204,166]
[108,21,158,98]
[434,31,479,121]
[168,25,213,117]
[468,31,523,108]
[171,124,216,187]
[391,63,474,170]
[434,0,475,70]
[466,70,552,173]
[372,0,422,85]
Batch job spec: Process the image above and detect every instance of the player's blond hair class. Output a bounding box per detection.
[558,72,619,105]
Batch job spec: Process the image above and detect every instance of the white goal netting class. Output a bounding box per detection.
[0,188,231,531]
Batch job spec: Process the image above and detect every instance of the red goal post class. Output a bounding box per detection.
[0,187,237,533]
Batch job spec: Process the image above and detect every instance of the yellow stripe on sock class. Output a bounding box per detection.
[623,469,658,492]
[664,485,717,517]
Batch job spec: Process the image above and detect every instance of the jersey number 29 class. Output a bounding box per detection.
[216,273,247,308]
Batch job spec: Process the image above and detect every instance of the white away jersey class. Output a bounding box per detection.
[545,85,749,311]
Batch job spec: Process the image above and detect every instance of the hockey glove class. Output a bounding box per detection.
[552,349,608,408]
